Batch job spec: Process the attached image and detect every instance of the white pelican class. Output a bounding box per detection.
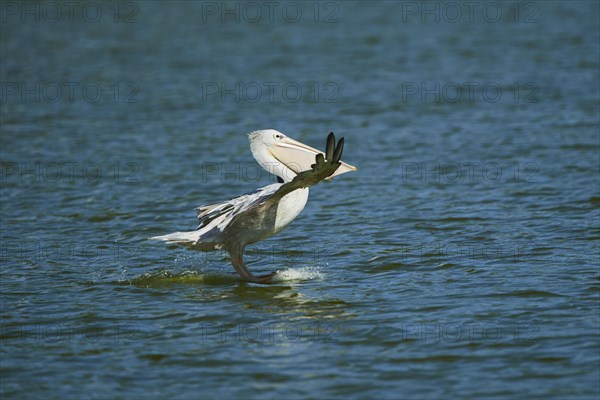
[151,130,356,283]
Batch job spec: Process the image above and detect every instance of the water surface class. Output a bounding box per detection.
[1,1,599,399]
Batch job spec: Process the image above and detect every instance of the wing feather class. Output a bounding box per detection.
[194,184,281,230]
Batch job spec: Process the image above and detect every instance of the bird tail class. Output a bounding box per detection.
[150,231,200,244]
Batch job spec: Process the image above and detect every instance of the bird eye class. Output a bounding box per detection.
[275,134,282,139]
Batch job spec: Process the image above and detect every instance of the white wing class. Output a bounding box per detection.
[150,183,282,245]
[195,183,280,231]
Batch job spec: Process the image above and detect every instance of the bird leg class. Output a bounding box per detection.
[229,247,276,283]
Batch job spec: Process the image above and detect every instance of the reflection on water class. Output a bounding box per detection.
[122,268,355,322]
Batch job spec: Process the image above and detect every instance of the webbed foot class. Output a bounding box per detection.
[250,272,277,283]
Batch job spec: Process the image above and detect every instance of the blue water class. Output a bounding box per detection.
[1,1,599,399]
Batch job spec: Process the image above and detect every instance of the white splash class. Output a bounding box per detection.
[270,266,325,282]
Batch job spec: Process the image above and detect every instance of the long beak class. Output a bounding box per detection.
[270,136,357,179]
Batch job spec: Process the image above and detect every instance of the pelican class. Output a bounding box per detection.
[151,130,356,283]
